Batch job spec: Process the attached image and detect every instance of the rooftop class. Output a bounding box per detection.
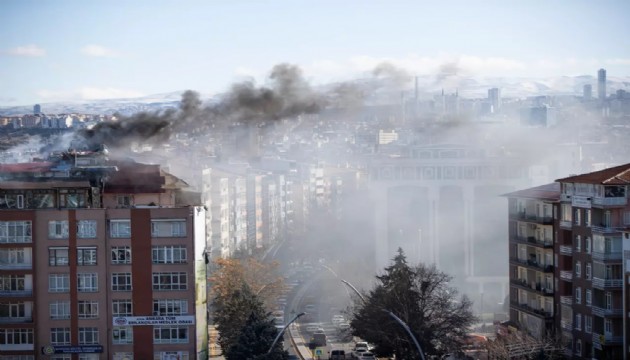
[555,162,630,185]
[502,182,560,201]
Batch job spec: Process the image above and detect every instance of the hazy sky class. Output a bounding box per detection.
[1,0,629,106]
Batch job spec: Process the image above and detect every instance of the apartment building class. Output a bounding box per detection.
[506,164,630,359]
[0,150,207,360]
[506,183,559,340]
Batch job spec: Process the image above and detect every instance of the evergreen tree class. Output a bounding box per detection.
[350,248,476,359]
[226,311,289,360]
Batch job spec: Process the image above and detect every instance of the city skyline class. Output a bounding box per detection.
[1,0,630,106]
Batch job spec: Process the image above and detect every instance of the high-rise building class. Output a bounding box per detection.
[488,88,501,113]
[0,150,208,360]
[583,84,592,100]
[33,104,41,115]
[598,69,607,101]
[506,163,630,359]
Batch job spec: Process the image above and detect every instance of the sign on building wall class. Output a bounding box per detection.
[113,315,195,326]
[571,195,592,208]
[42,345,103,354]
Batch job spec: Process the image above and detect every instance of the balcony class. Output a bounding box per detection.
[0,316,32,323]
[513,235,553,248]
[591,250,622,261]
[510,300,553,319]
[559,220,572,229]
[509,278,554,296]
[0,289,33,297]
[0,263,32,270]
[592,196,627,207]
[591,305,623,317]
[560,319,573,332]
[509,257,553,273]
[511,212,553,225]
[592,277,622,289]
[559,245,572,256]
[560,271,573,281]
[592,332,623,348]
[591,225,624,234]
[560,296,572,306]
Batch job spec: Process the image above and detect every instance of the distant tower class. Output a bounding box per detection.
[33,104,41,115]
[583,84,592,100]
[488,88,501,113]
[597,68,606,101]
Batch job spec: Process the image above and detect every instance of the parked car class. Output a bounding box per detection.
[330,349,346,360]
[357,352,376,360]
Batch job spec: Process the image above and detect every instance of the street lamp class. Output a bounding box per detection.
[382,310,426,360]
[267,312,306,355]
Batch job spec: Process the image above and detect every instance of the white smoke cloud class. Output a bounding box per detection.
[6,45,46,57]
[81,44,120,58]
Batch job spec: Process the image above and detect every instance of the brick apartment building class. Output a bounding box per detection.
[506,164,630,359]
[0,149,208,360]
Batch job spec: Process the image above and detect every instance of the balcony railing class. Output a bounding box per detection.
[560,319,573,332]
[592,332,623,347]
[591,250,622,261]
[511,212,553,224]
[559,245,572,256]
[592,197,627,206]
[591,306,623,317]
[510,300,553,318]
[0,263,32,270]
[559,220,572,229]
[560,271,573,281]
[513,235,553,248]
[592,277,622,289]
[0,290,33,297]
[509,257,553,272]
[509,278,553,296]
[560,296,572,306]
[591,225,624,234]
[0,316,32,323]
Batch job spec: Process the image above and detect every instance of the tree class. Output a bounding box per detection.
[214,283,289,360]
[210,256,285,311]
[486,331,565,359]
[350,248,476,359]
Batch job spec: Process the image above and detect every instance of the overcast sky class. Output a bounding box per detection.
[1,0,629,106]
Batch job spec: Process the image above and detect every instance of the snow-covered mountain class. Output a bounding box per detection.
[1,75,629,116]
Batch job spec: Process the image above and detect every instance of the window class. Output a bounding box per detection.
[576,339,582,356]
[50,327,70,345]
[574,313,582,331]
[604,210,611,227]
[0,221,32,243]
[78,355,99,360]
[575,261,581,278]
[112,327,133,344]
[50,356,71,360]
[574,235,581,252]
[111,246,131,264]
[77,220,97,239]
[0,355,35,360]
[77,247,97,266]
[586,263,592,280]
[561,204,572,222]
[152,246,187,264]
[114,353,133,360]
[48,221,69,239]
[0,329,33,346]
[112,300,133,316]
[153,272,187,291]
[112,273,132,291]
[110,220,131,238]
[49,274,70,293]
[574,208,581,225]
[117,195,131,207]
[585,290,592,306]
[153,326,188,344]
[585,237,591,254]
[575,287,581,304]
[151,220,186,237]
[78,301,98,319]
[0,302,25,319]
[0,248,26,266]
[154,352,189,360]
[78,327,98,345]
[0,275,26,292]
[604,319,612,334]
[585,209,591,226]
[585,316,592,333]
[153,299,188,315]
[77,273,98,292]
[605,292,612,310]
[49,301,70,319]
[48,247,69,266]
